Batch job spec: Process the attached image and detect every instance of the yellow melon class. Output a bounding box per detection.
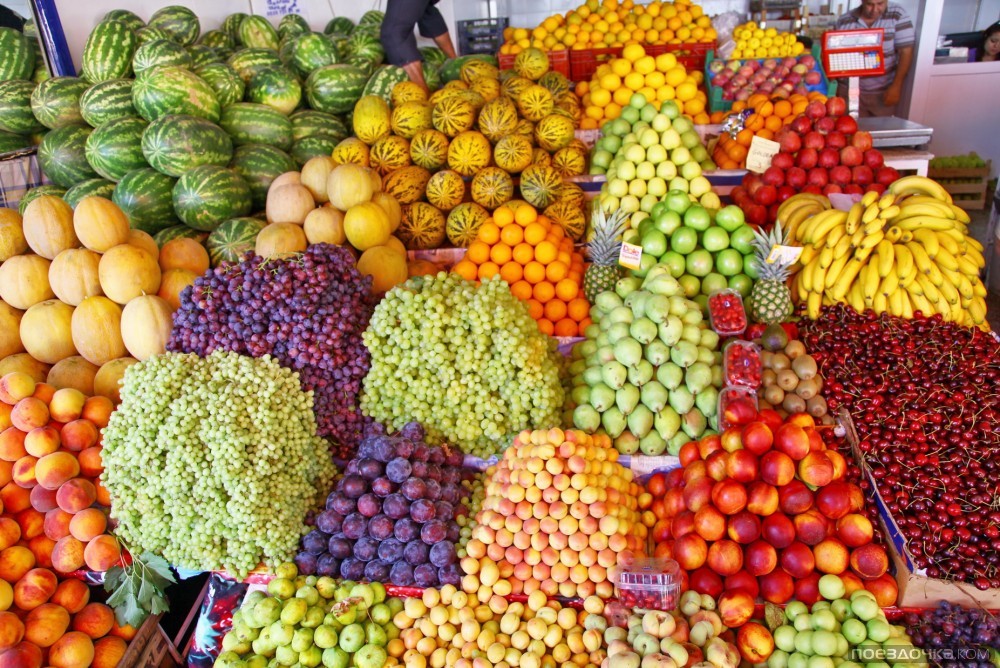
[0,208,27,261]
[266,184,316,225]
[158,238,209,275]
[255,223,307,259]
[303,208,346,246]
[0,254,54,309]
[127,230,159,260]
[300,157,335,203]
[98,244,162,305]
[0,300,24,359]
[327,164,375,211]
[70,296,127,366]
[49,248,102,306]
[357,245,408,293]
[20,299,77,364]
[384,236,406,256]
[46,356,99,395]
[270,171,301,189]
[21,195,79,259]
[0,353,50,383]
[73,197,130,252]
[94,357,138,404]
[158,269,198,310]
[120,295,172,361]
[372,192,401,232]
[344,202,391,251]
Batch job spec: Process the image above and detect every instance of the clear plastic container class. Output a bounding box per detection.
[707,289,748,337]
[718,385,759,430]
[613,557,682,611]
[724,339,762,387]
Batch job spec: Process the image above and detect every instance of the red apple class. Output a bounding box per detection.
[790,116,812,134]
[840,145,863,167]
[777,184,797,202]
[727,510,762,544]
[867,183,887,195]
[759,570,794,603]
[689,566,724,597]
[863,149,884,169]
[793,508,830,545]
[876,166,900,185]
[744,539,778,576]
[779,541,815,578]
[707,539,744,576]
[807,168,829,188]
[851,130,874,151]
[712,479,748,516]
[836,115,858,134]
[805,100,827,119]
[783,166,806,189]
[822,184,843,196]
[761,512,796,549]
[778,480,814,515]
[798,451,835,487]
[771,152,795,171]
[825,130,847,149]
[796,147,818,169]
[725,570,760,598]
[852,165,874,185]
[817,147,840,169]
[747,481,779,516]
[815,116,836,134]
[756,184,778,206]
[762,166,785,187]
[830,164,852,186]
[816,481,853,519]
[718,587,756,628]
[845,183,865,195]
[803,131,826,150]
[745,203,768,228]
[826,97,847,116]
[737,621,775,664]
[836,513,874,547]
[794,571,822,605]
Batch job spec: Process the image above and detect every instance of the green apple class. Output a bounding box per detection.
[651,113,672,132]
[851,597,879,622]
[601,194,621,213]
[788,651,809,668]
[685,249,713,277]
[640,128,660,148]
[668,176,689,193]
[654,209,682,235]
[700,272,727,295]
[624,143,645,163]
[831,599,853,622]
[354,644,388,668]
[682,130,701,149]
[794,614,813,632]
[678,274,701,297]
[628,179,647,198]
[671,146,691,165]
[646,177,667,199]
[690,177,713,199]
[715,248,743,276]
[730,225,756,254]
[641,230,668,256]
[812,609,837,632]
[661,100,681,119]
[691,145,709,162]
[620,194,641,213]
[631,210,649,228]
[660,128,682,150]
[659,251,686,278]
[865,619,891,643]
[715,205,746,231]
[669,226,698,254]
[338,622,365,653]
[794,630,814,655]
[785,601,809,621]
[680,161,702,181]
[818,575,846,601]
[769,649,790,668]
[682,205,711,231]
[321,646,349,668]
[621,106,640,124]
[618,161,637,181]
[774,626,797,653]
[646,144,668,164]
[743,253,760,279]
[640,104,658,123]
[636,160,656,180]
[673,116,693,134]
[811,630,838,657]
[656,160,678,180]
[623,228,640,245]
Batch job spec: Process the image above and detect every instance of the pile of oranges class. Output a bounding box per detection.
[452,203,591,338]
[499,0,716,55]
[710,92,828,169]
[578,44,710,128]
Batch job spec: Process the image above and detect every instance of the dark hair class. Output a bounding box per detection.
[977,21,1000,61]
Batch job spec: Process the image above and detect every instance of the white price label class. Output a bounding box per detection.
[629,455,681,477]
[766,244,804,265]
[618,242,643,270]
[745,136,781,173]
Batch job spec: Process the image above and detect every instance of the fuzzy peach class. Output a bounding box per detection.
[24,602,70,647]
[0,518,19,551]
[76,447,102,478]
[42,509,72,541]
[15,509,43,540]
[26,536,54,570]
[49,579,89,614]
[12,568,57,610]
[0,641,41,668]
[0,611,23,651]
[22,426,59,458]
[29,383,54,404]
[0,483,30,514]
[0,372,35,404]
[27,486,57,513]
[92,636,127,668]
[80,397,112,429]
[59,420,97,453]
[56,478,95,513]
[0,428,27,462]
[50,536,85,574]
[71,602,114,639]
[68,509,106,543]
[49,630,95,668]
[9,398,48,432]
[10,457,36,489]
[0,546,35,582]
[34,452,79,491]
[83,535,120,572]
[47,388,85,424]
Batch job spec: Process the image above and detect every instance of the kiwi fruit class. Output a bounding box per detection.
[791,354,818,380]
[796,376,822,400]
[777,368,799,391]
[782,392,806,414]
[784,340,806,359]
[764,384,785,406]
[762,369,777,387]
[807,394,828,417]
[771,353,791,371]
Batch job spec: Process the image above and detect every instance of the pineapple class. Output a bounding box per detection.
[748,222,794,324]
[583,203,628,302]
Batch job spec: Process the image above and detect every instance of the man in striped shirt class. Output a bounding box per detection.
[835,0,916,117]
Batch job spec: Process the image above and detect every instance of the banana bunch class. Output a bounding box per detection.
[789,176,989,329]
[776,193,832,240]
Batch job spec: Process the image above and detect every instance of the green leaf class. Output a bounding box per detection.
[141,553,177,585]
[103,566,126,592]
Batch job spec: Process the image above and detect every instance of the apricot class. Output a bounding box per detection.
[26,536,54,570]
[80,397,112,429]
[49,579,88,614]
[76,447,102,479]
[68,509,106,543]
[0,519,19,551]
[0,483,29,514]
[92,636,127,668]
[59,420,97,452]
[0,460,12,487]
[34,452,79,491]
[83,535,120,572]
[0,429,27,462]
[0,611,21,650]
[0,373,35,404]
[71,602,114,639]
[55,478,95,514]
[12,568,57,610]
[22,426,59,458]
[0,546,34,582]
[9,399,48,432]
[42,509,71,541]
[0,405,8,431]
[49,631,94,667]
[108,619,136,641]
[23,602,70,647]
[50,536,84,574]
[47,388,84,424]
[10,457,36,489]
[28,383,54,405]
[27,486,56,513]
[14,509,42,540]
[0,640,42,668]
[93,479,110,508]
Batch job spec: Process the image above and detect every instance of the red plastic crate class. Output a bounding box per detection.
[498,49,571,78]
[569,46,624,82]
[647,41,716,72]
[569,41,717,82]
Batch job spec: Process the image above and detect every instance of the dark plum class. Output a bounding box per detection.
[357,458,384,480]
[437,563,462,586]
[340,475,367,499]
[412,443,430,461]
[421,520,447,544]
[377,538,404,562]
[315,510,343,534]
[364,559,391,583]
[356,493,381,518]
[371,477,396,498]
[446,524,460,543]
[398,422,424,441]
[344,460,360,476]
[294,552,317,575]
[390,561,414,586]
[401,478,427,501]
[369,436,395,463]
[440,484,460,504]
[411,461,429,479]
[327,534,353,559]
[383,494,410,520]
[445,450,464,468]
[413,563,438,587]
[339,558,366,581]
[429,541,456,567]
[330,495,356,516]
[424,479,441,501]
[386,458,412,483]
[442,469,461,485]
[404,540,430,565]
[302,530,329,555]
[428,447,445,465]
[434,501,454,521]
[410,499,436,523]
[394,438,414,459]
[367,514,394,541]
[425,464,442,481]
[342,512,367,540]
[316,554,340,577]
[394,518,419,542]
[363,422,386,438]
[353,536,379,562]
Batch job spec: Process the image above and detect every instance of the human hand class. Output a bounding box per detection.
[883,84,901,106]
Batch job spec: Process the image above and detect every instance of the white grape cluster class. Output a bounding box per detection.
[456,472,486,558]
[101,351,337,578]
[361,274,565,457]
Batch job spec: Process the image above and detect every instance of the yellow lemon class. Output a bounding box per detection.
[655,52,678,71]
[656,85,675,101]
[622,43,645,62]
[644,70,665,88]
[599,72,621,91]
[590,87,611,107]
[612,86,633,105]
[633,55,656,74]
[676,26,691,40]
[675,81,697,102]
[637,86,657,103]
[665,65,687,87]
[623,71,645,90]
[584,105,604,120]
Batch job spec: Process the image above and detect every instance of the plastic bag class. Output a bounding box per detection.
[185,573,250,668]
[713,11,746,60]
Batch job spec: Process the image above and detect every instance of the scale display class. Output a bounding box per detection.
[822,28,886,77]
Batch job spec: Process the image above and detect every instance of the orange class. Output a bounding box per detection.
[537,318,554,336]
[524,222,548,246]
[757,128,774,140]
[512,242,534,265]
[510,280,533,301]
[755,100,774,117]
[554,318,579,337]
[555,279,579,301]
[501,224,524,246]
[500,261,523,284]
[533,281,555,302]
[478,262,500,280]
[726,143,748,162]
[735,128,753,146]
[523,261,546,284]
[514,204,538,226]
[773,99,792,118]
[567,270,583,284]
[578,317,592,331]
[526,299,544,320]
[544,299,567,322]
[494,206,514,227]
[534,240,558,264]
[478,222,501,245]
[466,241,491,265]
[490,243,513,265]
[568,298,590,322]
[545,261,569,283]
[452,260,477,281]
[764,114,783,132]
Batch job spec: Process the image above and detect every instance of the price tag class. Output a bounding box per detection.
[618,242,643,270]
[745,135,781,173]
[766,244,804,265]
[629,455,681,477]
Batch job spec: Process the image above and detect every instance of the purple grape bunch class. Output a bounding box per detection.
[294,422,467,587]
[904,601,999,668]
[167,244,377,457]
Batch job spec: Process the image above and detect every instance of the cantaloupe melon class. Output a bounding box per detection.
[300,156,335,203]
[47,356,99,395]
[120,295,172,361]
[0,209,27,261]
[266,184,315,225]
[303,208,345,245]
[344,202,391,250]
[73,197,130,252]
[94,357,138,404]
[270,171,301,189]
[70,296,127,366]
[49,249,102,306]
[21,195,79,259]
[0,353,50,383]
[372,192,401,232]
[127,230,159,260]
[357,245,408,293]
[158,238,209,275]
[255,223,307,259]
[0,254,54,309]
[158,269,198,310]
[327,164,374,211]
[98,244,162,305]
[0,300,25,359]
[20,299,77,364]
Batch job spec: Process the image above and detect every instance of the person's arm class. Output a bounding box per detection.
[884,44,912,105]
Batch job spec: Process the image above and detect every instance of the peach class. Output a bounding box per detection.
[0,579,10,611]
[758,569,794,604]
[864,572,898,607]
[0,461,10,487]
[0,373,36,404]
[49,630,95,667]
[24,602,70,647]
[849,543,889,579]
[798,451,834,487]
[0,405,8,431]
[746,481,779,516]
[0,611,23,650]
[92,636,127,668]
[9,399,48,432]
[0,641,41,668]
[76,447,102,479]
[71,602,114,639]
[22,427,59,458]
[15,509,43,540]
[56,478,95,514]
[693,504,727,541]
[29,383,54,405]
[50,536,84,574]
[81,397,113,429]
[813,537,850,575]
[707,539,744,576]
[49,580,89,614]
[727,510,762,544]
[836,513,874,548]
[27,486,57,513]
[93,479,111,508]
[59,420,97,453]
[744,540,778,577]
[26,536,54,570]
[43,509,72,541]
[34,452,79,491]
[68,509,106,543]
[12,568,57,610]
[47,389,84,424]
[673,533,708,570]
[718,587,756,629]
[0,483,30,514]
[793,508,830,546]
[84,535,120,572]
[0,519,19,551]
[10,457,36,489]
[737,621,775,664]
[0,546,34,582]
[0,428,27,462]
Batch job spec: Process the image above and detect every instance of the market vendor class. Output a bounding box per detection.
[834,0,915,117]
[381,0,457,91]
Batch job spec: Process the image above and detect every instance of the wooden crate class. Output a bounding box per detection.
[118,614,183,668]
[928,160,992,210]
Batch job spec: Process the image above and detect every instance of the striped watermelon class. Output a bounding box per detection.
[103,9,144,31]
[113,167,179,233]
[199,30,234,52]
[64,178,116,209]
[247,67,302,116]
[154,224,205,245]
[195,63,245,108]
[18,185,66,215]
[290,109,348,143]
[422,62,441,92]
[222,14,247,44]
[0,81,43,135]
[85,115,148,181]
[0,28,35,82]
[227,48,284,84]
[187,44,221,69]
[172,165,253,231]
[207,217,266,266]
[278,14,310,40]
[148,6,200,46]
[291,33,338,77]
[239,16,279,51]
[38,125,98,188]
[30,76,88,129]
[324,17,354,35]
[133,66,220,123]
[420,47,447,68]
[134,27,171,46]
[347,32,384,66]
[358,10,385,29]
[219,103,293,151]
[304,64,367,115]
[132,39,193,77]
[141,114,233,177]
[291,136,338,167]
[81,20,138,83]
[363,65,408,103]
[80,79,135,127]
[0,129,28,152]
[329,35,350,61]
[278,38,296,69]
[229,143,296,210]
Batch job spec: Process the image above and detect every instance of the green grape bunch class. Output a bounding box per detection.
[101,351,338,578]
[361,274,565,457]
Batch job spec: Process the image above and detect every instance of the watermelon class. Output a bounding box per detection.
[239,15,280,51]
[103,9,144,31]
[133,66,220,123]
[278,14,311,40]
[0,81,44,135]
[439,55,498,83]
[248,67,302,116]
[172,165,253,231]
[154,224,205,245]
[18,185,66,215]
[219,103,293,151]
[222,14,247,44]
[278,38,296,68]
[422,61,441,92]
[63,178,116,209]
[0,28,35,82]
[291,136,338,167]
[420,47,447,68]
[329,35,351,61]
[199,30,234,52]
[290,109,348,143]
[347,32,384,66]
[141,114,233,177]
[358,10,385,29]
[291,33,338,77]
[81,20,138,83]
[227,48,284,84]
[85,115,149,181]
[207,217,266,266]
[229,143,296,210]
[304,64,367,115]
[324,17,354,35]
[0,129,28,152]
[134,27,171,46]
[132,39,193,77]
[30,76,88,129]
[37,125,98,188]
[148,5,201,46]
[187,44,221,69]
[195,63,245,108]
[362,65,408,103]
[80,79,136,127]
[113,167,179,233]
